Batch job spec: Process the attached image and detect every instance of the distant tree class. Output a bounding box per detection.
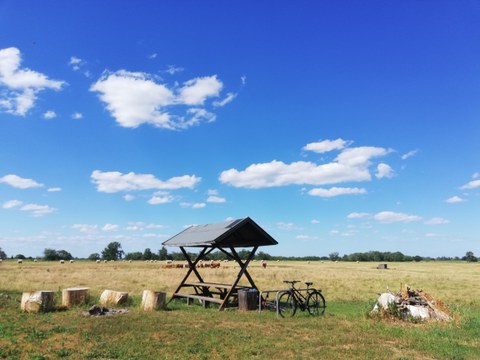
[15,254,26,259]
[88,253,101,261]
[255,251,272,261]
[44,248,58,261]
[143,248,153,260]
[329,252,340,261]
[464,251,478,262]
[413,255,423,262]
[125,252,143,260]
[0,247,6,260]
[158,246,168,261]
[102,242,124,261]
[56,250,73,260]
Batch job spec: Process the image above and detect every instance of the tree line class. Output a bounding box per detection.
[0,245,478,263]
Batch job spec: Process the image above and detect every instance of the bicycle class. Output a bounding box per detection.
[277,280,326,317]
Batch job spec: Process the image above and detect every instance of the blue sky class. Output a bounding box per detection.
[0,1,479,258]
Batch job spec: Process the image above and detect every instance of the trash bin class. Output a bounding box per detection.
[238,288,259,311]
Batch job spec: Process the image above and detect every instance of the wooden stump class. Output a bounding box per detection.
[238,289,258,311]
[99,290,128,306]
[62,287,89,307]
[141,290,166,311]
[21,291,55,312]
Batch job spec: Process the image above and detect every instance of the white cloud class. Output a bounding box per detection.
[2,199,23,209]
[0,47,65,116]
[425,217,449,225]
[207,195,226,203]
[461,179,480,190]
[72,224,99,233]
[401,150,418,160]
[177,75,223,105]
[311,219,320,224]
[296,235,319,240]
[213,92,237,107]
[276,222,302,231]
[347,212,370,219]
[302,138,350,153]
[308,187,366,198]
[241,76,246,85]
[47,187,62,192]
[473,172,480,179]
[148,195,174,205]
[220,145,389,189]
[123,194,135,201]
[71,112,83,120]
[375,163,394,179]
[0,174,43,189]
[373,211,422,224]
[20,203,56,217]
[180,202,206,209]
[91,170,200,193]
[90,71,225,130]
[208,189,219,196]
[148,53,158,59]
[165,65,184,75]
[446,196,465,203]
[102,224,119,232]
[43,110,56,119]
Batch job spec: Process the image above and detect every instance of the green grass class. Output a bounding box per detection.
[1,261,479,359]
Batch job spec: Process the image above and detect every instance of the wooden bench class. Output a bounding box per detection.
[172,293,224,306]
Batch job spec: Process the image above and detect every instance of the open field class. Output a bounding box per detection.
[1,260,479,359]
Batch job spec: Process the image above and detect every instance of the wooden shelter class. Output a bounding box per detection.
[162,217,278,310]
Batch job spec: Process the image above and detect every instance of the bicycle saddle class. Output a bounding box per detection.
[305,281,313,286]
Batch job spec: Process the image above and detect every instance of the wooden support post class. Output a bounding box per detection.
[141,290,166,311]
[62,287,89,307]
[21,291,55,312]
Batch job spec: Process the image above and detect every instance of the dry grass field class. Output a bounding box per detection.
[1,260,479,359]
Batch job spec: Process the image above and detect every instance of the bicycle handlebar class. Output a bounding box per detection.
[283,280,300,284]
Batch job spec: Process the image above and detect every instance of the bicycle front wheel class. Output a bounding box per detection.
[306,290,326,316]
[278,291,296,317]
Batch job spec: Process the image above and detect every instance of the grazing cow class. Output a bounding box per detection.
[210,262,221,268]
[262,262,267,269]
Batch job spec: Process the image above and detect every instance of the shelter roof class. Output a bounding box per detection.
[162,217,278,248]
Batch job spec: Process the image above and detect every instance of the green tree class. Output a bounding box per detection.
[125,252,143,260]
[329,252,340,261]
[0,247,6,260]
[158,246,168,261]
[88,253,101,261]
[44,248,58,261]
[57,250,73,260]
[464,251,478,262]
[143,248,153,260]
[102,242,124,261]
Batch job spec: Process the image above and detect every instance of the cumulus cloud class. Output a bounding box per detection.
[446,196,464,203]
[296,235,319,240]
[277,222,302,231]
[303,138,350,153]
[91,170,200,193]
[207,195,226,203]
[375,163,394,179]
[373,211,421,224]
[71,112,83,119]
[308,187,367,198]
[102,224,119,231]
[47,187,62,192]
[311,219,320,224]
[0,47,65,115]
[42,110,56,119]
[148,194,174,205]
[425,217,449,225]
[180,202,206,209]
[2,199,23,209]
[461,179,480,190]
[20,203,56,217]
[0,174,43,189]
[347,212,371,219]
[401,150,418,160]
[123,194,135,201]
[72,224,99,233]
[165,65,184,75]
[220,145,389,189]
[90,71,225,129]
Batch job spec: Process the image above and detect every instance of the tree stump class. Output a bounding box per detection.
[141,290,166,311]
[238,289,259,311]
[21,291,55,312]
[62,287,89,307]
[99,290,128,306]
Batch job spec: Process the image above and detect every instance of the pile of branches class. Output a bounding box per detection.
[373,286,452,321]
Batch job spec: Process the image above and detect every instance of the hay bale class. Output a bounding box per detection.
[99,290,128,306]
[377,263,388,269]
[62,287,89,307]
[21,291,55,312]
[141,290,166,311]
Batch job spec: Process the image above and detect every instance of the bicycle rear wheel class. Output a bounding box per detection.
[306,290,326,315]
[278,291,296,317]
